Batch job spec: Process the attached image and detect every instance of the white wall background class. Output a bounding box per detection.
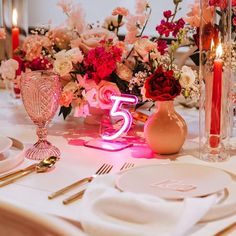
[28,0,192,35]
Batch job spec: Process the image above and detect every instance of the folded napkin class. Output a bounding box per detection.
[80,175,218,236]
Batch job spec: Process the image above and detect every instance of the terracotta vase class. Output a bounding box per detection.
[144,100,187,154]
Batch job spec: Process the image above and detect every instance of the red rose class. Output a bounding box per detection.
[144,66,181,101]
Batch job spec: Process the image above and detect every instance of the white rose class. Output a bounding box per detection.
[54,50,67,59]
[63,81,78,93]
[66,48,84,64]
[54,57,73,77]
[179,66,196,89]
[0,59,19,80]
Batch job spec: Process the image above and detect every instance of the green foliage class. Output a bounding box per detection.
[59,105,72,119]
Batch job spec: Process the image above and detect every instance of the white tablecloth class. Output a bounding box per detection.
[1,90,236,235]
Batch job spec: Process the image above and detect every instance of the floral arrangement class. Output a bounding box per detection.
[0,0,198,119]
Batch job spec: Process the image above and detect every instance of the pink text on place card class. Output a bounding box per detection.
[150,179,197,192]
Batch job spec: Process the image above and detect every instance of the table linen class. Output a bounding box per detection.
[1,90,236,235]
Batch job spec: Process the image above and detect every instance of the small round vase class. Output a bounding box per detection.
[144,100,187,155]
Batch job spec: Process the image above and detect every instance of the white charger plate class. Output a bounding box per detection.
[115,163,231,200]
[0,137,24,173]
[0,136,12,154]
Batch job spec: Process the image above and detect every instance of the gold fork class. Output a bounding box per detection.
[62,162,134,205]
[120,162,135,171]
[48,163,113,200]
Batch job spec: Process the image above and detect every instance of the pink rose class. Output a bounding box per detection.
[97,81,121,109]
[71,28,117,53]
[22,35,51,61]
[59,91,74,107]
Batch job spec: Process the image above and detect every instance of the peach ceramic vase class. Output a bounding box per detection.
[144,100,187,154]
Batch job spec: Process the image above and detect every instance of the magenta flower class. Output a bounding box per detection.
[163,10,172,19]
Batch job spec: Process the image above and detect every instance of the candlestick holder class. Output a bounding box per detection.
[0,0,28,60]
[199,0,232,161]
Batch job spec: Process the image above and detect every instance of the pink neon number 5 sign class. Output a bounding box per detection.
[102,95,138,141]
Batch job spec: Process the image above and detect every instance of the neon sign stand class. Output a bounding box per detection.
[84,94,138,151]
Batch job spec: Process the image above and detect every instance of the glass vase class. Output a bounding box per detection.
[144,101,187,155]
[199,0,232,161]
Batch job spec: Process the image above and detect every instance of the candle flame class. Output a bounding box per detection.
[211,39,214,51]
[12,8,18,27]
[216,43,222,59]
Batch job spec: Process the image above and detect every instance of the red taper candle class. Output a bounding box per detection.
[209,43,223,148]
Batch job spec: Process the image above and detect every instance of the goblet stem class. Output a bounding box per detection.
[37,125,48,141]
[25,125,60,160]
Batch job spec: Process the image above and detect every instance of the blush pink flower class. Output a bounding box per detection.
[97,81,121,109]
[22,35,51,61]
[185,0,213,27]
[112,7,129,16]
[59,90,74,107]
[0,28,6,40]
[135,0,148,14]
[57,0,72,14]
[67,3,86,34]
[125,14,146,44]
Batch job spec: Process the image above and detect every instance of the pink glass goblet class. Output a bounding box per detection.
[21,70,61,160]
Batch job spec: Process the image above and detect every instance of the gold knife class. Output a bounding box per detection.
[0,169,35,187]
[63,189,86,205]
[0,163,37,182]
[48,177,93,199]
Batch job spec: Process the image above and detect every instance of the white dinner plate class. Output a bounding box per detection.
[0,137,25,173]
[202,180,236,221]
[115,163,231,200]
[0,136,12,154]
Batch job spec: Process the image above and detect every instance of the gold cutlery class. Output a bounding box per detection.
[62,164,113,205]
[0,156,59,187]
[48,163,113,200]
[0,163,37,182]
[120,162,135,171]
[63,162,134,205]
[215,222,236,236]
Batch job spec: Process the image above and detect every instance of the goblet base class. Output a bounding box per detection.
[25,140,61,160]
